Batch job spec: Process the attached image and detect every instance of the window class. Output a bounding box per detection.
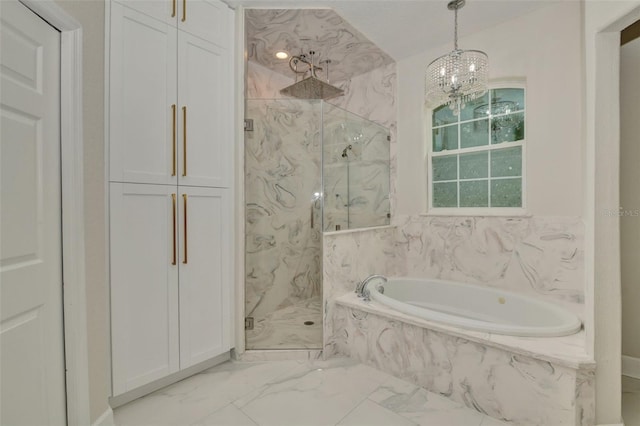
[429,86,525,212]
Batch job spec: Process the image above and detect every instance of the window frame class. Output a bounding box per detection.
[426,81,528,216]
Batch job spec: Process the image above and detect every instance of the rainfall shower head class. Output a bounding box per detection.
[279,50,344,100]
[280,76,344,100]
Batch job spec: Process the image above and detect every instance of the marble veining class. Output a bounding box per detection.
[394,215,585,317]
[245,99,323,349]
[246,297,322,350]
[245,9,394,84]
[329,303,594,426]
[114,357,509,426]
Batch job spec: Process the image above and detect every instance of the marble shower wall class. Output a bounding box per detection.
[322,104,390,231]
[327,62,398,221]
[245,99,323,325]
[322,226,401,358]
[248,60,397,232]
[394,215,585,317]
[246,61,293,100]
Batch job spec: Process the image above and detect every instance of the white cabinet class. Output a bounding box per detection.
[178,187,231,368]
[108,0,234,398]
[109,0,232,187]
[109,4,177,185]
[110,183,179,395]
[110,185,232,394]
[114,0,230,46]
[178,32,231,188]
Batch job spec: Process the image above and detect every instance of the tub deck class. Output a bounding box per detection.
[328,293,595,426]
[336,292,594,370]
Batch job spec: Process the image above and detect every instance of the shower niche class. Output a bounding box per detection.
[244,99,390,350]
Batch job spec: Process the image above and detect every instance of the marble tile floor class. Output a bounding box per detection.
[246,297,322,350]
[114,357,507,426]
[623,375,640,426]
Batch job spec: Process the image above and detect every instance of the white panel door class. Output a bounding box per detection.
[0,1,66,424]
[178,31,231,188]
[110,2,178,185]
[179,0,231,47]
[110,183,179,395]
[178,187,231,368]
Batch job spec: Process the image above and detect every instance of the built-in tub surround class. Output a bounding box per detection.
[321,215,591,424]
[329,296,594,426]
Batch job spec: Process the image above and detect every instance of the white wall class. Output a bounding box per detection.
[584,1,640,423]
[621,37,640,362]
[396,1,583,217]
[54,1,110,423]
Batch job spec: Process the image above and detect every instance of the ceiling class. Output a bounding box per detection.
[246,9,395,82]
[228,0,558,61]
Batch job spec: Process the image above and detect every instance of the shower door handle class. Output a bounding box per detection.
[310,202,314,229]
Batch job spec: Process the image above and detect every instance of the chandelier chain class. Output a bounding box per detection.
[454,4,458,50]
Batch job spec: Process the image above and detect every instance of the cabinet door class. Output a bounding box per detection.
[179,0,231,47]
[177,31,231,188]
[110,183,179,395]
[110,3,178,185]
[178,186,231,368]
[112,0,176,27]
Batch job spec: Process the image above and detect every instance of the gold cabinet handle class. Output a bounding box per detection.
[171,104,176,176]
[182,193,188,264]
[171,0,176,17]
[171,193,177,265]
[182,106,187,177]
[182,0,186,22]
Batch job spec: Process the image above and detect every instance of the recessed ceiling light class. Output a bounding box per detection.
[275,51,289,59]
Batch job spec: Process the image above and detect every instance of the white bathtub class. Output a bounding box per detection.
[363,277,582,337]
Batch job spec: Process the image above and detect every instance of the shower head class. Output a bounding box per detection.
[341,144,352,158]
[280,76,344,100]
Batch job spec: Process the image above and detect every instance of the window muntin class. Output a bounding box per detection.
[429,87,525,210]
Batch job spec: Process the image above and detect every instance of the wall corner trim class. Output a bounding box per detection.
[622,355,640,379]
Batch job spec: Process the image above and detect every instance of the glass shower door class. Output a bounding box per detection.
[322,103,390,231]
[244,99,323,350]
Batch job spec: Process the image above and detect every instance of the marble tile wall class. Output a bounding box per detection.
[322,104,390,232]
[329,303,595,425]
[245,9,394,84]
[248,61,397,232]
[322,226,401,358]
[327,63,398,223]
[244,99,323,343]
[394,215,585,318]
[246,61,293,100]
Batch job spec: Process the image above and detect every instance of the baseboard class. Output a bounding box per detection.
[92,407,114,426]
[622,355,640,379]
[109,351,230,408]
[598,423,624,426]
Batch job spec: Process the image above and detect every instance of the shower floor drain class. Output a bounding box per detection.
[303,321,315,326]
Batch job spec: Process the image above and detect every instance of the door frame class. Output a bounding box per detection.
[17,1,91,424]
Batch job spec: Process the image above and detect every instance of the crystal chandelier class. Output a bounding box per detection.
[425,0,488,114]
